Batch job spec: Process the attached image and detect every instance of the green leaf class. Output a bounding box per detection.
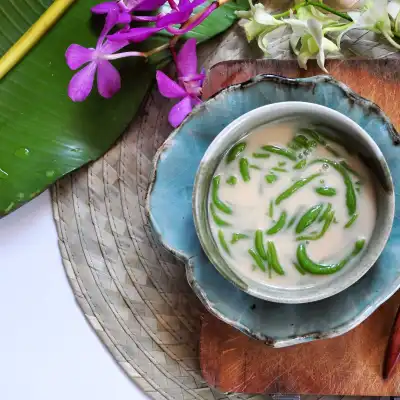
[0,0,247,216]
[0,0,53,56]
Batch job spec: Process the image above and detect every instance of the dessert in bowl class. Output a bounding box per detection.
[193,102,394,303]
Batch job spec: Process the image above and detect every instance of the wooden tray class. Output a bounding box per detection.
[200,59,400,396]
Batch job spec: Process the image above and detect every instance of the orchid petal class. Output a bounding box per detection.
[168,96,192,127]
[117,12,132,24]
[177,38,197,78]
[307,19,323,49]
[290,34,301,55]
[179,72,205,82]
[96,60,121,99]
[389,0,400,34]
[65,44,94,70]
[353,0,390,32]
[131,14,160,21]
[178,0,191,10]
[156,10,191,27]
[135,0,168,11]
[257,28,275,54]
[108,26,162,42]
[117,0,135,11]
[307,19,327,72]
[91,2,118,14]
[253,4,281,26]
[101,38,130,54]
[243,20,266,42]
[156,71,187,98]
[285,18,308,36]
[297,50,312,70]
[166,2,216,34]
[322,37,339,53]
[316,50,327,74]
[68,62,97,102]
[98,8,119,47]
[388,0,400,19]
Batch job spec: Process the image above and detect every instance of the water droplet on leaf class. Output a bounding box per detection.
[14,148,30,158]
[46,170,55,178]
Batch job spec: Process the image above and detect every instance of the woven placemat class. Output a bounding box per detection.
[51,15,399,400]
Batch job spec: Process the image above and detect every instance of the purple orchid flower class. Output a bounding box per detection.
[156,39,205,127]
[91,0,166,24]
[91,2,132,24]
[107,0,212,43]
[118,0,167,11]
[65,9,141,102]
[156,0,206,27]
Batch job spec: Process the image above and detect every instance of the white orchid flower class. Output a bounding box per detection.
[285,13,339,73]
[296,4,340,23]
[337,0,400,49]
[388,0,400,33]
[236,0,284,42]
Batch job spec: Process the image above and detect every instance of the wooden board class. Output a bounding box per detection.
[200,59,400,396]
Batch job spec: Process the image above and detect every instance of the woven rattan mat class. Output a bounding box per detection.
[51,17,399,400]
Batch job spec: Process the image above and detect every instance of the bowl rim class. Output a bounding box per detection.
[192,101,395,304]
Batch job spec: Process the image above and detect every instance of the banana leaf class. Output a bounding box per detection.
[0,0,247,216]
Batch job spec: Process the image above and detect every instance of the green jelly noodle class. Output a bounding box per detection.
[207,120,376,284]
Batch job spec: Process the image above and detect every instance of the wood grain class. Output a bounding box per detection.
[200,59,400,396]
[202,59,400,130]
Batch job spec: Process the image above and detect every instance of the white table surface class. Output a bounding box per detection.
[0,191,148,400]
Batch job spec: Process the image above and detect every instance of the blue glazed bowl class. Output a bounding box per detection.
[147,75,400,347]
[192,102,394,304]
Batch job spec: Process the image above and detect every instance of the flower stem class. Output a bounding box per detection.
[144,43,170,57]
[169,42,180,73]
[273,1,353,22]
[381,30,400,50]
[306,1,353,21]
[105,44,170,60]
[104,51,145,60]
[0,0,77,80]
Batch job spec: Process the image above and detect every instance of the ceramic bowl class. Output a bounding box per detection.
[193,102,395,304]
[147,75,400,347]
